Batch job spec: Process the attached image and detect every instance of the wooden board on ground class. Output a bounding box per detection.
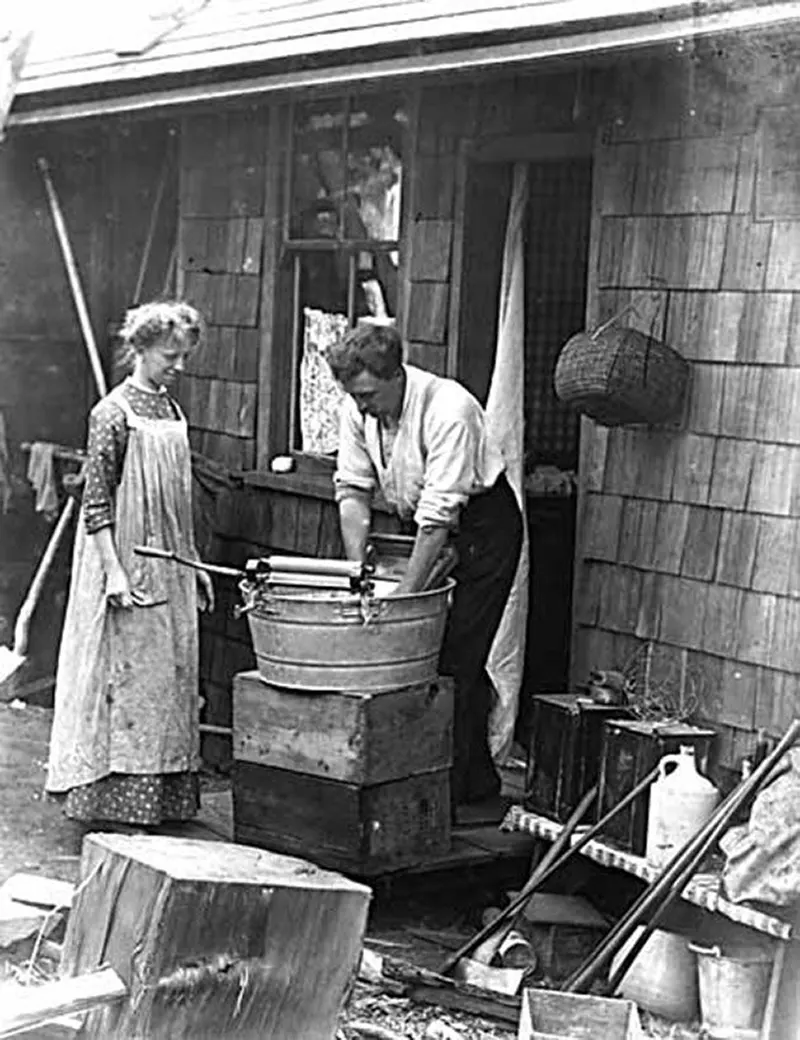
[61,833,371,1040]
[518,988,643,1040]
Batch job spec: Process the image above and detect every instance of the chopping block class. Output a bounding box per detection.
[232,671,454,875]
[62,832,371,1040]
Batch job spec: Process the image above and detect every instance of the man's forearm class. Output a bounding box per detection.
[395,525,449,594]
[339,494,372,561]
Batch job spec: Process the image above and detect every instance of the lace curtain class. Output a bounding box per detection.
[300,307,348,455]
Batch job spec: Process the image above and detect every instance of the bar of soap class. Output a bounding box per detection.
[270,455,295,474]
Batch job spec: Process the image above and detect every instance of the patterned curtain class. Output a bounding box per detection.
[300,307,348,455]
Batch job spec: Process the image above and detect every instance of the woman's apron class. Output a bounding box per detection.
[47,388,200,792]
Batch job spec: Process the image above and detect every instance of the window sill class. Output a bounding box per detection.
[240,465,395,515]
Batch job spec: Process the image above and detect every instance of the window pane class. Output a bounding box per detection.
[290,98,346,240]
[346,94,406,243]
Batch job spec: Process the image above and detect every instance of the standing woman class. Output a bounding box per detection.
[47,300,214,828]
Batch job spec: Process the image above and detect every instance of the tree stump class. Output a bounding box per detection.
[62,833,372,1039]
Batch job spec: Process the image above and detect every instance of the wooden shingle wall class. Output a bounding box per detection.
[177,108,267,472]
[573,47,800,767]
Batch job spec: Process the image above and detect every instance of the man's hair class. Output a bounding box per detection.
[328,322,403,384]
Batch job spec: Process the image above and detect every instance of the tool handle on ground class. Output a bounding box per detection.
[439,784,598,976]
[566,717,800,994]
[13,497,77,657]
[37,158,107,398]
[133,545,242,579]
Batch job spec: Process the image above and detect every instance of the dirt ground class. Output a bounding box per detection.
[0,703,697,1039]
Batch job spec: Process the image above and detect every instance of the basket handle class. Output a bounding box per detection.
[590,290,663,387]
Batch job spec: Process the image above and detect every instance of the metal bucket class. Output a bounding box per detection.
[688,943,771,1038]
[245,578,455,691]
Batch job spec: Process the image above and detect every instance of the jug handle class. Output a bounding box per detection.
[656,753,683,781]
[688,943,722,958]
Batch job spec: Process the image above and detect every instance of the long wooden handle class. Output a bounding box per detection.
[38,157,107,398]
[133,545,242,579]
[13,496,76,656]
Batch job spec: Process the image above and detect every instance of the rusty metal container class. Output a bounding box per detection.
[245,579,455,691]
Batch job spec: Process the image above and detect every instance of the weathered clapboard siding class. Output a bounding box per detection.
[177,108,267,472]
[573,46,800,768]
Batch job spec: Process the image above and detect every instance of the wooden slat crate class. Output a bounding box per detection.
[233,761,450,876]
[233,671,453,785]
[598,718,716,855]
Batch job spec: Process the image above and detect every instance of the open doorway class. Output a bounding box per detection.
[457,150,593,736]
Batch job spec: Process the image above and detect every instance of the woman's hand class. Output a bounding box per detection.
[196,570,215,613]
[106,565,134,610]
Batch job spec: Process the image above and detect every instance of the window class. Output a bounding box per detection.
[284,92,407,455]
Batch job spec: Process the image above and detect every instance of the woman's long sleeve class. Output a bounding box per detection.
[82,401,128,534]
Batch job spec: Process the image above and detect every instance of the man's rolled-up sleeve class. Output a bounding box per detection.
[334,399,377,502]
[414,408,479,529]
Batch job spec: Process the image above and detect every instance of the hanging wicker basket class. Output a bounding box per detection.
[554,312,690,427]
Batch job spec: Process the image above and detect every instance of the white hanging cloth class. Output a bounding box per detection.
[485,162,530,764]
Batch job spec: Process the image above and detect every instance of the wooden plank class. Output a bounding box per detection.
[665,291,743,363]
[680,506,723,581]
[765,220,800,290]
[721,215,770,291]
[656,215,728,289]
[715,512,759,588]
[233,672,453,784]
[719,365,764,439]
[234,327,259,382]
[636,432,679,501]
[242,218,264,275]
[405,342,447,374]
[573,560,604,627]
[267,491,302,553]
[412,154,456,220]
[293,495,323,555]
[597,216,656,288]
[671,434,715,505]
[632,138,737,215]
[635,571,663,640]
[751,516,796,595]
[224,217,248,273]
[237,383,257,439]
[746,443,795,516]
[754,668,800,736]
[651,502,691,574]
[595,142,638,216]
[213,326,236,380]
[256,106,288,471]
[684,362,724,435]
[409,219,452,282]
[181,218,209,271]
[756,106,800,220]
[658,576,708,651]
[229,162,264,217]
[718,658,759,729]
[737,292,792,364]
[769,596,800,673]
[732,134,757,214]
[755,368,800,444]
[582,493,623,561]
[737,591,778,667]
[618,498,658,569]
[0,966,127,1039]
[788,294,800,366]
[708,438,756,510]
[700,583,742,659]
[598,566,641,634]
[407,282,449,344]
[205,218,229,272]
[583,425,609,492]
[232,274,261,326]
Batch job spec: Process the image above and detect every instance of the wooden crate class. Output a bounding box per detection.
[233,761,450,876]
[525,694,632,823]
[233,671,453,785]
[518,988,642,1040]
[598,718,717,855]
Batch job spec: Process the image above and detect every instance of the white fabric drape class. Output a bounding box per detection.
[486,162,530,764]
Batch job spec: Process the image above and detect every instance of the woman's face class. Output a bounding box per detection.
[138,335,192,390]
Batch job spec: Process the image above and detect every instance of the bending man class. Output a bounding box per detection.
[329,323,523,809]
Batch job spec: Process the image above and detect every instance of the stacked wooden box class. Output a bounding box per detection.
[232,670,453,876]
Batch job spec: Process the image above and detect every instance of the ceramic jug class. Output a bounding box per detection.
[646,745,719,867]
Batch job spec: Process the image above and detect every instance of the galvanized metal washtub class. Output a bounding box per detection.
[244,578,456,692]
